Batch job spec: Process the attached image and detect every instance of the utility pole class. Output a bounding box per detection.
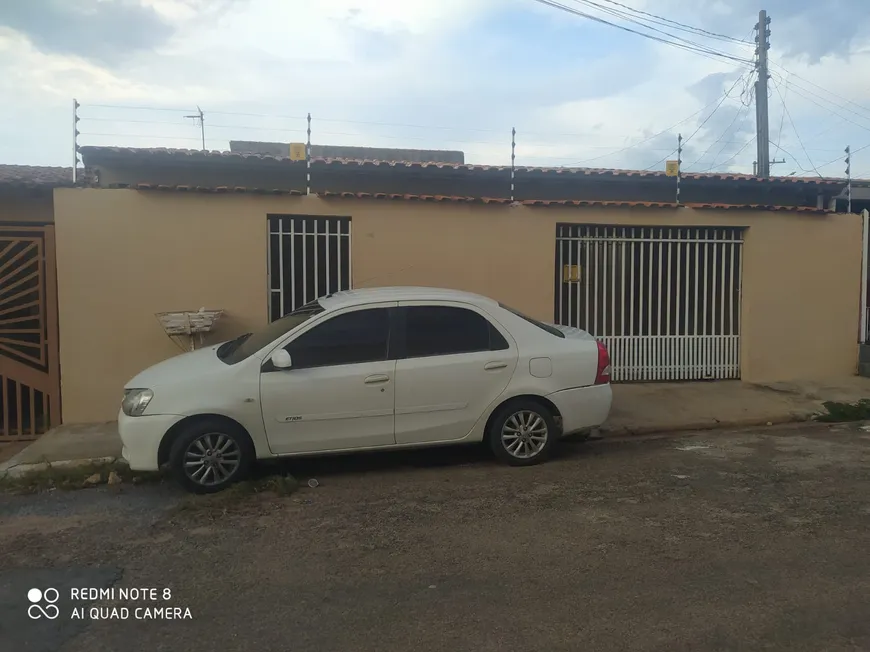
[754,10,771,178]
[185,106,205,150]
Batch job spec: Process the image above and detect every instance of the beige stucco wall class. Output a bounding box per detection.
[53,188,862,423]
[0,191,54,223]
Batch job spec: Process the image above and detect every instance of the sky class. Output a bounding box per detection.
[2,0,870,176]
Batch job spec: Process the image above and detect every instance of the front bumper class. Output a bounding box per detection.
[118,411,184,472]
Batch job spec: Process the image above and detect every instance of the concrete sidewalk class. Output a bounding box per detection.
[2,378,870,475]
[602,377,870,436]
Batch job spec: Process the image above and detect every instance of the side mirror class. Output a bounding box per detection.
[270,349,293,369]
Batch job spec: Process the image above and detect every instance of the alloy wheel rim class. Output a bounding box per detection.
[184,433,241,486]
[501,410,548,459]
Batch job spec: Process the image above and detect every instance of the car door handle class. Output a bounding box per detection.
[484,362,508,370]
[364,374,391,384]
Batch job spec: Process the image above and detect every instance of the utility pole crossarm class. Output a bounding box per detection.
[185,106,206,151]
[755,10,771,179]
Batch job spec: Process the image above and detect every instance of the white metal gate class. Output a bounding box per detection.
[268,215,352,321]
[555,224,743,381]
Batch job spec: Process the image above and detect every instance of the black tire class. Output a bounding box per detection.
[169,418,254,494]
[488,400,558,467]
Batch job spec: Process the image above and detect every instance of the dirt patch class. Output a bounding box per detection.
[0,513,106,542]
[6,424,870,652]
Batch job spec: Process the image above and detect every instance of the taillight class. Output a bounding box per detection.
[594,340,611,385]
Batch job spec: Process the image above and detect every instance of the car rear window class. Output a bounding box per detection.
[499,304,565,338]
[402,306,509,358]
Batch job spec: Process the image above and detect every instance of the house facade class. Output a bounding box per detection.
[0,151,864,431]
[0,166,68,440]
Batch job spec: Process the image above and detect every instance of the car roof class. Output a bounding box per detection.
[318,286,499,310]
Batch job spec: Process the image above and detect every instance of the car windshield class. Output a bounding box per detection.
[217,302,325,365]
[499,303,565,338]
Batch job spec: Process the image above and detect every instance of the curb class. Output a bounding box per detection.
[0,413,839,480]
[0,457,128,480]
[597,413,814,439]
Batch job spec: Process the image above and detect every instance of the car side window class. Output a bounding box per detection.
[403,306,509,358]
[284,308,390,369]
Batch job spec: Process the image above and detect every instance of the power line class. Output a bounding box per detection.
[769,60,870,119]
[772,77,870,139]
[687,102,751,168]
[562,92,740,167]
[769,142,828,176]
[595,0,752,44]
[784,82,870,129]
[767,71,870,133]
[531,0,752,65]
[787,88,870,134]
[771,76,821,176]
[701,134,756,172]
[646,72,748,170]
[773,73,788,159]
[564,0,752,61]
[815,142,870,171]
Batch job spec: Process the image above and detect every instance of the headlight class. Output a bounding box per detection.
[122,389,154,417]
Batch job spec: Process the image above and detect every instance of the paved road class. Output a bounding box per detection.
[2,423,870,652]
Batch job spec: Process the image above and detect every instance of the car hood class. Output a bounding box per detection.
[124,344,227,389]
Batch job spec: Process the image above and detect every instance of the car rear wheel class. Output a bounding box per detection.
[169,419,254,493]
[488,401,557,466]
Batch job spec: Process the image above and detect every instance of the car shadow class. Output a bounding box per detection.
[254,437,593,482]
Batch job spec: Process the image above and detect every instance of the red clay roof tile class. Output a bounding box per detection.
[79,146,844,185]
[122,182,302,195]
[0,165,74,188]
[318,191,511,203]
[522,199,679,208]
[685,202,832,213]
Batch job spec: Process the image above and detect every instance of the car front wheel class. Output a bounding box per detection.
[169,419,254,493]
[488,401,557,466]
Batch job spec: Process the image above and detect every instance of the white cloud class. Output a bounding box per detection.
[2,0,870,178]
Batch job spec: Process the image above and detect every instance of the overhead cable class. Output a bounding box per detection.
[770,73,870,135]
[595,0,752,44]
[701,135,756,172]
[564,0,752,61]
[771,76,821,177]
[562,90,745,167]
[687,102,751,169]
[531,0,752,65]
[769,60,870,119]
[645,72,748,170]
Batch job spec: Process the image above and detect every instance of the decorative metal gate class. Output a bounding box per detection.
[0,225,61,440]
[268,215,352,321]
[555,224,743,382]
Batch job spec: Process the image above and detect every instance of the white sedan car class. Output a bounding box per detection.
[119,287,612,492]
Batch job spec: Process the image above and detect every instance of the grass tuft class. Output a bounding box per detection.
[814,399,870,423]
